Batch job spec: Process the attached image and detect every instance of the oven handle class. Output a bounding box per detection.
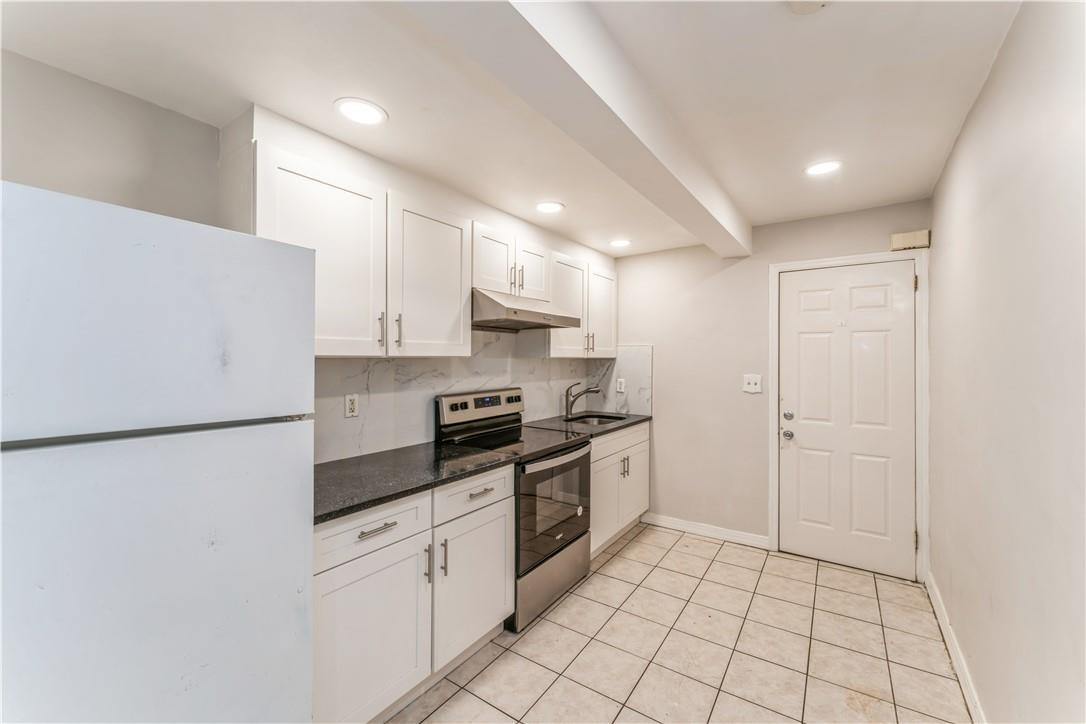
[522,443,592,475]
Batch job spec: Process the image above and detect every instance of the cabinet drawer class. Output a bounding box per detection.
[591,422,650,462]
[433,466,514,526]
[313,491,432,574]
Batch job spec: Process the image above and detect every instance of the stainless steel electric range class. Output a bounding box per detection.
[435,388,591,631]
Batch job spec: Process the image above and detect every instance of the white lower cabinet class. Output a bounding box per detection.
[590,455,622,552]
[313,529,433,724]
[313,468,516,722]
[590,424,651,556]
[618,440,651,524]
[432,497,516,670]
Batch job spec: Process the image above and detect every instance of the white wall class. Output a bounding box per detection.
[928,3,1085,721]
[1,51,220,226]
[617,200,932,538]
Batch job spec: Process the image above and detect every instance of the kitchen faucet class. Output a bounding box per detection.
[564,382,601,419]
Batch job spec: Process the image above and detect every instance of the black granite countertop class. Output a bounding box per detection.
[314,442,517,524]
[524,412,652,437]
[314,414,648,525]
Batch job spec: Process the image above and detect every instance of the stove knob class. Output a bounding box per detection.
[448,403,458,412]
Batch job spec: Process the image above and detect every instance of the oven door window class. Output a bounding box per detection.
[518,446,590,576]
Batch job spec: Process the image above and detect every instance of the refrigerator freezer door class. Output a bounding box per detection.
[1,182,314,442]
[2,420,313,722]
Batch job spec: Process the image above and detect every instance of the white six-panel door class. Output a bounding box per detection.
[255,143,387,357]
[779,260,916,578]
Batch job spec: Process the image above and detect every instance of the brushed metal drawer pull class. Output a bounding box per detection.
[424,543,433,583]
[440,539,449,576]
[356,520,398,540]
[468,486,495,500]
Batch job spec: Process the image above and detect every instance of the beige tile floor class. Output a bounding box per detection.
[387,524,970,724]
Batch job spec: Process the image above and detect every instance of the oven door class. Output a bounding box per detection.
[517,443,591,577]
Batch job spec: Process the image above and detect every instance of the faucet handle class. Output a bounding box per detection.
[564,382,582,395]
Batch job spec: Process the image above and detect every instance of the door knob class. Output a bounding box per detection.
[782,410,794,420]
[782,430,794,440]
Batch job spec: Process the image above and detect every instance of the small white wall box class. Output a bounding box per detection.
[890,229,931,251]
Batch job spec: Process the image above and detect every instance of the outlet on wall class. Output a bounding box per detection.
[344,393,360,418]
[742,374,762,394]
[616,378,626,393]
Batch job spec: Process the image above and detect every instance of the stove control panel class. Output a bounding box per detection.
[437,387,525,426]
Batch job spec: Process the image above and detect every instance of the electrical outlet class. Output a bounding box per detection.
[616,378,626,393]
[344,393,360,418]
[743,374,762,394]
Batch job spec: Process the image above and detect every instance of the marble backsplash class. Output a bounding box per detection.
[314,330,590,464]
[587,345,653,416]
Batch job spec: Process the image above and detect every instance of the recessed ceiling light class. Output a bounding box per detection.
[610,239,631,248]
[805,160,841,176]
[334,97,388,125]
[536,201,565,214]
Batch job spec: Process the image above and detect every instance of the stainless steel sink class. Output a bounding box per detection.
[563,413,627,425]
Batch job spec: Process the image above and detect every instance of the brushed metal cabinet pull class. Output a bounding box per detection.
[356,520,397,540]
[377,312,385,347]
[424,543,433,583]
[440,539,449,576]
[518,266,525,290]
[510,265,517,292]
[590,333,596,352]
[468,486,495,500]
[395,313,403,347]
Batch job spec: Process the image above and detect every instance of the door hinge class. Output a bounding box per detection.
[913,275,919,291]
[915,531,919,551]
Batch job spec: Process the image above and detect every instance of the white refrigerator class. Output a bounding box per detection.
[1,182,316,721]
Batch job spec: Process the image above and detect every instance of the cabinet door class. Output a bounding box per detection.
[388,192,473,357]
[590,456,621,555]
[515,237,552,302]
[472,222,515,295]
[255,143,387,357]
[549,253,589,358]
[618,441,651,527]
[433,497,515,670]
[313,530,433,723]
[588,265,618,359]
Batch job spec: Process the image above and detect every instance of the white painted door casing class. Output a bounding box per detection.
[588,266,618,358]
[255,143,387,357]
[388,192,473,357]
[472,222,516,295]
[432,498,515,671]
[778,260,916,578]
[313,529,433,723]
[549,253,590,358]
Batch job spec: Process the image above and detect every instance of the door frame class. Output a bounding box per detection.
[767,250,930,581]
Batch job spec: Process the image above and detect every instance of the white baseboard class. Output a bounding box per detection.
[926,573,986,723]
[640,512,771,550]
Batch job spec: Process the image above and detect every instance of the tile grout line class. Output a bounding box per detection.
[710,540,769,722]
[874,573,902,724]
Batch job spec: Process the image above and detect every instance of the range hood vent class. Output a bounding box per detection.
[471,288,579,332]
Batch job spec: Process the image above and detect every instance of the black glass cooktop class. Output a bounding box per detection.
[455,425,589,463]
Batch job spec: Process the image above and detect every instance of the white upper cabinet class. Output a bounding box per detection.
[588,266,618,358]
[472,222,516,295]
[549,253,589,358]
[388,192,473,357]
[254,143,387,357]
[472,224,551,302]
[515,236,551,302]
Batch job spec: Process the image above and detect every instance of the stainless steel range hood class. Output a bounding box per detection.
[471,288,579,332]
